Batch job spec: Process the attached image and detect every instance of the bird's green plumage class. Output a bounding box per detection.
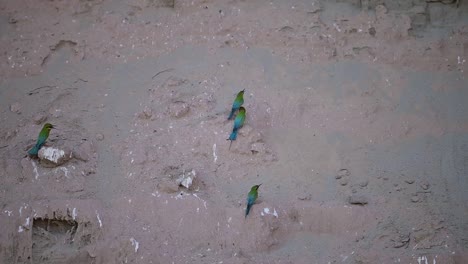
[228,89,245,120]
[28,123,53,156]
[245,184,261,218]
[228,107,246,149]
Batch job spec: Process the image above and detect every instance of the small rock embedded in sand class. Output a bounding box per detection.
[404,179,415,184]
[358,180,369,187]
[348,195,368,205]
[279,26,294,32]
[176,170,196,189]
[168,101,190,118]
[10,102,22,114]
[392,234,410,248]
[336,169,350,179]
[95,133,104,141]
[130,237,139,253]
[33,113,47,124]
[420,181,430,190]
[38,147,71,167]
[376,4,388,16]
[138,106,153,120]
[84,167,96,176]
[411,195,419,203]
[339,178,349,186]
[297,193,311,201]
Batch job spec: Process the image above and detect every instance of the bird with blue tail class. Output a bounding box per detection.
[245,184,261,218]
[28,123,54,156]
[227,89,245,120]
[227,106,246,150]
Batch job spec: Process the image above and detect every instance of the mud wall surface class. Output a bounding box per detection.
[1,0,468,263]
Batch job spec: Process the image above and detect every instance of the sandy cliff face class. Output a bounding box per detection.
[0,0,467,263]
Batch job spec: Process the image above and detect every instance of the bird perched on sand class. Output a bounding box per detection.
[245,184,261,218]
[28,123,54,156]
[228,89,245,120]
[228,106,246,149]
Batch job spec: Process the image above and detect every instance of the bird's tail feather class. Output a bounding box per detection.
[228,109,236,120]
[229,130,238,141]
[28,145,39,156]
[245,203,252,218]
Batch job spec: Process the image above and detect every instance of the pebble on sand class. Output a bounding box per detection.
[138,106,153,120]
[348,194,369,205]
[10,102,22,114]
[358,180,369,187]
[420,181,430,190]
[336,169,350,179]
[411,195,419,203]
[38,147,71,167]
[176,170,196,189]
[404,179,415,184]
[95,133,105,141]
[339,178,349,186]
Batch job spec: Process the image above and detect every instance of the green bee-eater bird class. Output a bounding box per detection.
[28,123,54,156]
[245,184,261,218]
[228,107,246,149]
[228,89,245,120]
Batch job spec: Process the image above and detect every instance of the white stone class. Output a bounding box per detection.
[176,170,196,189]
[38,147,70,167]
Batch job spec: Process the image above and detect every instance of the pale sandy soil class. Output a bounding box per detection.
[1,0,468,263]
